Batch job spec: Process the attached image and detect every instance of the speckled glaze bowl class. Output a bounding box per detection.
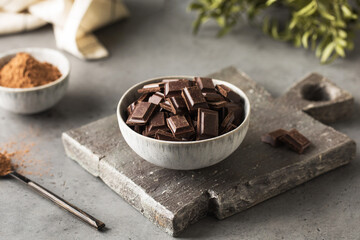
[0,48,70,114]
[117,76,251,170]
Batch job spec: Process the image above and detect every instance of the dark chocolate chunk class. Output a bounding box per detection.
[181,86,209,113]
[127,93,150,115]
[164,80,191,97]
[143,112,167,136]
[218,107,227,124]
[137,83,165,94]
[217,84,242,103]
[203,92,225,102]
[166,115,195,138]
[126,102,157,125]
[155,129,181,141]
[137,93,149,102]
[208,101,228,110]
[226,102,244,125]
[197,108,218,140]
[167,96,187,114]
[127,102,136,115]
[159,100,172,112]
[162,79,185,83]
[126,77,246,142]
[221,123,237,134]
[220,112,235,130]
[280,129,311,154]
[261,129,288,147]
[133,125,143,134]
[195,77,215,93]
[148,92,164,105]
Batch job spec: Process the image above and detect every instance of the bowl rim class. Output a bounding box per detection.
[0,47,70,93]
[117,76,251,145]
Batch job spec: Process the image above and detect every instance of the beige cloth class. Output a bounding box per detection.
[0,0,129,59]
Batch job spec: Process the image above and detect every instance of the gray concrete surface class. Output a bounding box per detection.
[0,0,359,239]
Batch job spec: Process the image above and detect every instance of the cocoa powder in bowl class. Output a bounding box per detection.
[0,52,62,88]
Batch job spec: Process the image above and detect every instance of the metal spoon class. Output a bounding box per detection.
[2,170,105,230]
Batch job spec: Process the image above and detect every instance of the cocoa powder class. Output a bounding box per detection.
[0,128,50,176]
[0,152,12,176]
[0,52,62,88]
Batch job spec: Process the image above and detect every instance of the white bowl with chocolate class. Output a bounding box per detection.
[0,48,70,114]
[117,76,251,170]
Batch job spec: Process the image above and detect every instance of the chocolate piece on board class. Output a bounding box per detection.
[181,86,209,113]
[148,92,164,105]
[197,108,219,140]
[126,102,157,125]
[280,129,311,154]
[217,84,242,103]
[164,80,191,97]
[166,115,195,138]
[261,129,288,147]
[195,77,216,93]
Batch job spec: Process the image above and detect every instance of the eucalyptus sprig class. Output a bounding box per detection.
[189,0,360,63]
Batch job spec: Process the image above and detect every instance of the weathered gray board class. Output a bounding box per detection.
[62,67,356,236]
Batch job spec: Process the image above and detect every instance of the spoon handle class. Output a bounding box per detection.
[9,171,105,230]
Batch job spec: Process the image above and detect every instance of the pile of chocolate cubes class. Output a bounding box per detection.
[125,77,245,141]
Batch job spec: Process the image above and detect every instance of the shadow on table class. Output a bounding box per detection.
[20,90,108,129]
[181,103,360,238]
[180,154,359,239]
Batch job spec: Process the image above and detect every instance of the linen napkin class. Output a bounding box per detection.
[0,0,129,60]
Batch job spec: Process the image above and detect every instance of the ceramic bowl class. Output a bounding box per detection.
[0,48,70,114]
[117,76,251,170]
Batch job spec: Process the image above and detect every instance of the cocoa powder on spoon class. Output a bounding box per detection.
[0,152,13,176]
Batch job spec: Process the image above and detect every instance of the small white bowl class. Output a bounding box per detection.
[0,48,70,114]
[117,76,251,170]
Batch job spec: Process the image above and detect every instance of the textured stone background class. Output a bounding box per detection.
[0,0,359,239]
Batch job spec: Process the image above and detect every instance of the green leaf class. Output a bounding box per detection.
[318,3,336,21]
[271,21,279,39]
[316,38,328,58]
[266,0,277,6]
[188,3,204,10]
[294,34,301,47]
[336,38,347,47]
[302,31,311,48]
[321,42,336,63]
[341,5,352,18]
[338,30,347,39]
[311,33,318,50]
[295,1,316,16]
[216,16,226,27]
[288,17,297,29]
[262,16,270,34]
[335,45,345,57]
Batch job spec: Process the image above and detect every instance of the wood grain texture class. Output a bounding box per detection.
[62,67,356,236]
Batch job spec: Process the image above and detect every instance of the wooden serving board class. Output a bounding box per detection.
[62,67,356,236]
